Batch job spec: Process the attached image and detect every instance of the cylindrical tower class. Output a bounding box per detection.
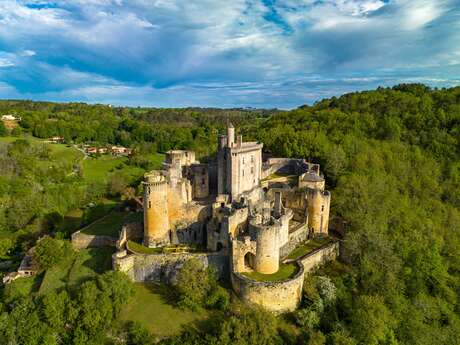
[307,188,330,236]
[253,223,280,274]
[143,174,170,247]
[299,173,325,191]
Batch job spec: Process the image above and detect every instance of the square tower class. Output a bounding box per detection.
[217,124,263,200]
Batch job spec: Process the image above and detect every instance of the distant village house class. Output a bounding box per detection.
[1,114,21,121]
[49,136,65,144]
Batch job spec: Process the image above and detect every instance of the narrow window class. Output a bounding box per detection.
[321,205,324,212]
[251,155,254,162]
[202,177,205,185]
[242,169,245,176]
[251,167,254,174]
[149,201,152,209]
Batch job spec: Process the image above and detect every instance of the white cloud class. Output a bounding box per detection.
[0,0,458,107]
[0,58,15,68]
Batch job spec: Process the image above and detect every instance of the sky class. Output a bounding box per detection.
[0,0,459,109]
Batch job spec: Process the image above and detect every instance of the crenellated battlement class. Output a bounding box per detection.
[145,180,168,191]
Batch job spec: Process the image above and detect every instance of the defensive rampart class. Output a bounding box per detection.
[279,222,309,258]
[71,215,118,249]
[113,250,228,284]
[230,262,304,314]
[230,240,339,314]
[298,240,339,273]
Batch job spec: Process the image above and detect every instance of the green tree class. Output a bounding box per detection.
[175,259,229,311]
[34,238,73,270]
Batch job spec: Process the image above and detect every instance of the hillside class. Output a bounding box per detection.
[0,84,459,345]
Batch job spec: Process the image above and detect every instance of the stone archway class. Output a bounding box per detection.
[244,252,256,271]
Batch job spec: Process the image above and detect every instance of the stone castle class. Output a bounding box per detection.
[114,124,337,313]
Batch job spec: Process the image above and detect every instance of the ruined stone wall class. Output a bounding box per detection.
[72,232,117,249]
[261,158,311,179]
[71,214,118,249]
[191,164,209,199]
[230,263,304,314]
[282,189,308,223]
[114,251,228,284]
[231,236,257,273]
[117,222,143,250]
[165,150,195,166]
[228,207,249,237]
[279,222,309,258]
[299,241,339,273]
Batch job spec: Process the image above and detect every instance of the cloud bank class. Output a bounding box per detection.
[0,0,459,108]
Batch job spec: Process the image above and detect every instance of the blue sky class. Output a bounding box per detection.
[0,0,459,109]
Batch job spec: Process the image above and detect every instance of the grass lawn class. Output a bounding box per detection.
[127,241,205,255]
[81,211,142,237]
[48,143,83,165]
[62,208,85,233]
[39,247,115,294]
[127,240,163,254]
[286,237,332,260]
[119,283,207,337]
[242,262,299,282]
[82,156,144,184]
[0,135,41,144]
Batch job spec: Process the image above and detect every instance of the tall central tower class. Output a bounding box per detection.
[217,124,263,200]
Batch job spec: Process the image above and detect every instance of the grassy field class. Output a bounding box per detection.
[81,211,142,237]
[119,283,207,337]
[82,152,164,185]
[242,262,299,282]
[1,135,164,186]
[39,247,115,294]
[285,237,332,260]
[82,156,141,183]
[67,247,115,287]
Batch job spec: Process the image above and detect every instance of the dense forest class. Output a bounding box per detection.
[0,84,459,344]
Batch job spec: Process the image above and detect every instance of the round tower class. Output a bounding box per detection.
[307,188,329,236]
[252,222,280,274]
[143,173,170,247]
[299,172,325,191]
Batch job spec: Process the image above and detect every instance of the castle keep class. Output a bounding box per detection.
[114,124,336,313]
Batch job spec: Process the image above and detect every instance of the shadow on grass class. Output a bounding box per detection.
[81,247,115,274]
[144,282,178,306]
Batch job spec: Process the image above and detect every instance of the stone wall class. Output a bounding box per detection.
[114,250,228,284]
[299,240,339,273]
[71,214,119,249]
[72,231,117,250]
[230,263,304,314]
[279,223,309,258]
[117,222,143,250]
